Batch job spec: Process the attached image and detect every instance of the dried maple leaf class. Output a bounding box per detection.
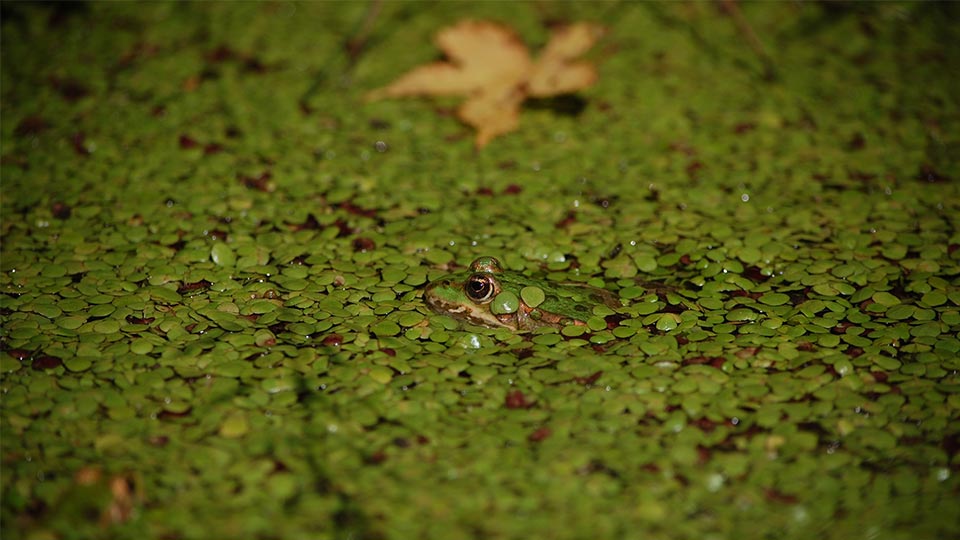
[367,20,603,148]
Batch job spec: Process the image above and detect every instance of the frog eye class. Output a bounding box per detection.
[465,274,497,303]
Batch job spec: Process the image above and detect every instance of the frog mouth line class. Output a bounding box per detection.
[425,295,516,330]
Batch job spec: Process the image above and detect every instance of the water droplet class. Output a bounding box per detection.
[792,506,809,523]
[706,473,724,492]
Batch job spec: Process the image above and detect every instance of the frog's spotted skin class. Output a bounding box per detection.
[468,256,503,274]
[424,256,620,331]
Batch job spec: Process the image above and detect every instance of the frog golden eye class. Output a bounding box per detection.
[465,274,497,303]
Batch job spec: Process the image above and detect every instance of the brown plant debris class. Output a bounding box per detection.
[367,20,604,148]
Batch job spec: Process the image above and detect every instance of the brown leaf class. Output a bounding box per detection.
[528,23,604,96]
[367,20,602,148]
[459,82,525,148]
[367,21,530,99]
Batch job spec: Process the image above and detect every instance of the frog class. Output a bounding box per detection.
[423,256,621,331]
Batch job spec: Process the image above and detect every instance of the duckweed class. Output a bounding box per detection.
[2,2,959,540]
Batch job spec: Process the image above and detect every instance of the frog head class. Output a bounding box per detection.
[424,256,620,331]
[423,256,511,329]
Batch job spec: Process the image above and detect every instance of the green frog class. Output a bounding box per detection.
[424,256,621,331]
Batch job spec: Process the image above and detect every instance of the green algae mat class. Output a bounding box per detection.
[2,2,959,539]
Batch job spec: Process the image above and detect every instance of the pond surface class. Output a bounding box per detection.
[2,2,958,539]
